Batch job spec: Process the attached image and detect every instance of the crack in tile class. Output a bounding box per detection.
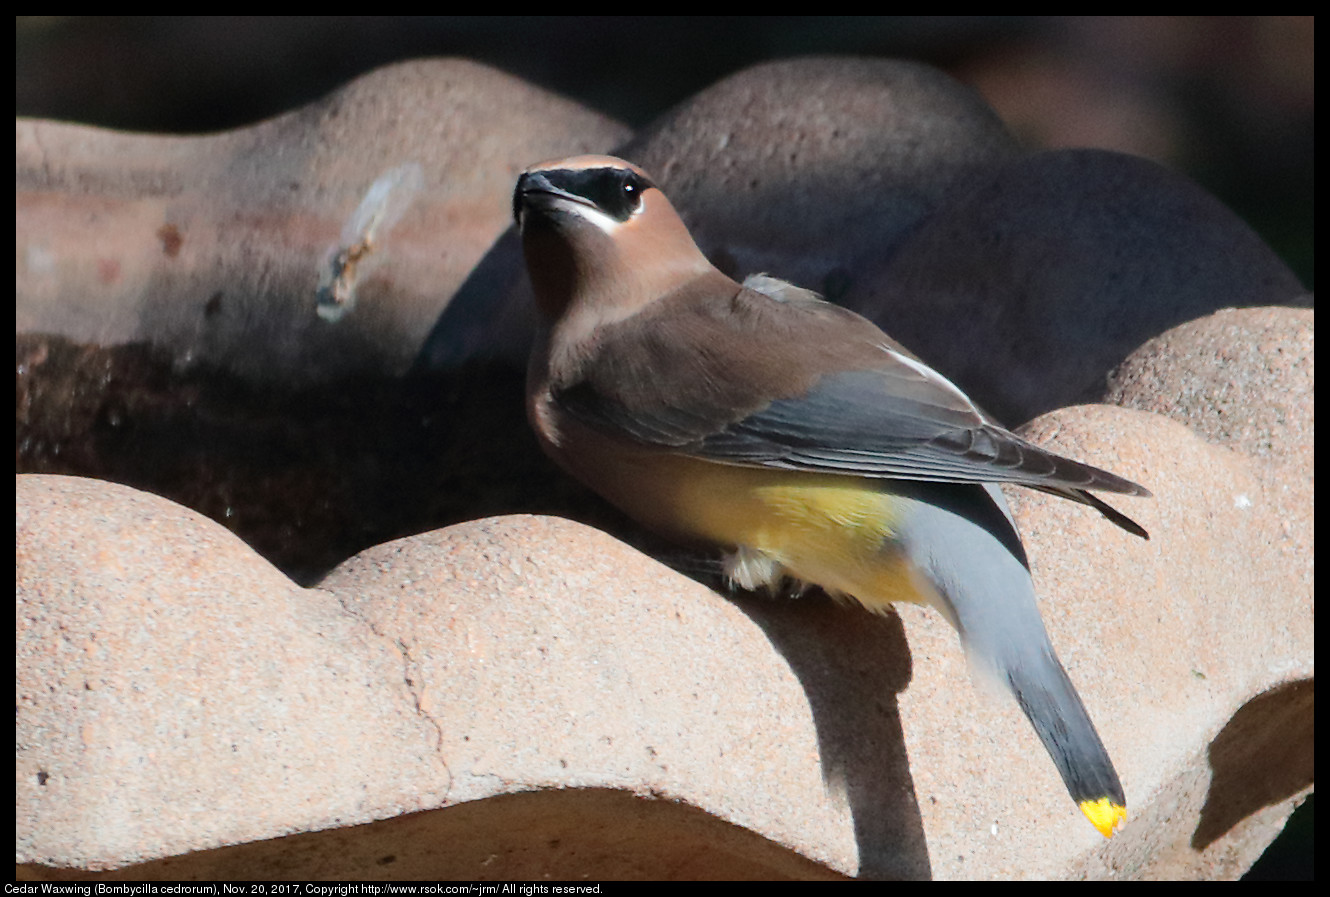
[330,593,452,793]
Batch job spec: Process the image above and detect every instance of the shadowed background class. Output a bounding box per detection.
[16,16,1313,289]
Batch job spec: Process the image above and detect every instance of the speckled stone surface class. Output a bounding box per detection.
[620,57,1022,298]
[16,384,1312,880]
[847,149,1308,424]
[17,59,630,385]
[1105,306,1314,471]
[15,476,448,872]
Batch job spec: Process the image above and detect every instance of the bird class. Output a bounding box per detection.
[513,154,1149,838]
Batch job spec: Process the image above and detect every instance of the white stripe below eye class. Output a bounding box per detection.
[560,199,625,235]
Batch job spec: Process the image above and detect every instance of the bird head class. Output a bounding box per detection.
[513,155,716,326]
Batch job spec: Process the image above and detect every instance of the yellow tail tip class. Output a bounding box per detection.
[1080,797,1127,838]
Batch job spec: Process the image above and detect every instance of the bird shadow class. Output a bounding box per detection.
[659,550,933,880]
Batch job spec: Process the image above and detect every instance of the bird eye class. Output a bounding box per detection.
[583,168,652,221]
[606,171,648,219]
[621,174,642,204]
[537,166,656,224]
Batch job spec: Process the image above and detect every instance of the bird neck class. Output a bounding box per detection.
[526,227,716,332]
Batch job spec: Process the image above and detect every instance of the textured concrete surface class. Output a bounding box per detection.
[1105,306,1314,472]
[15,476,448,872]
[17,59,630,385]
[16,54,1312,880]
[428,56,1026,370]
[15,381,1312,879]
[852,148,1308,424]
[621,57,1022,298]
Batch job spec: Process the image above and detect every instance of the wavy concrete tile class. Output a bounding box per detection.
[17,59,630,385]
[15,381,1312,879]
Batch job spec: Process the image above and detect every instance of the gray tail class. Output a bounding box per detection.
[903,482,1126,831]
[1004,641,1125,815]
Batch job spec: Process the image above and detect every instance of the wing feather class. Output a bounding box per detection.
[550,275,1149,536]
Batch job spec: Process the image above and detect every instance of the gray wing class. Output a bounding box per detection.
[553,275,1150,534]
[693,367,1148,494]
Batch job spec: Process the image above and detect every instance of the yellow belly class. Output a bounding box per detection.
[594,451,933,612]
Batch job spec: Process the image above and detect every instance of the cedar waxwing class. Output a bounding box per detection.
[513,154,1149,838]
